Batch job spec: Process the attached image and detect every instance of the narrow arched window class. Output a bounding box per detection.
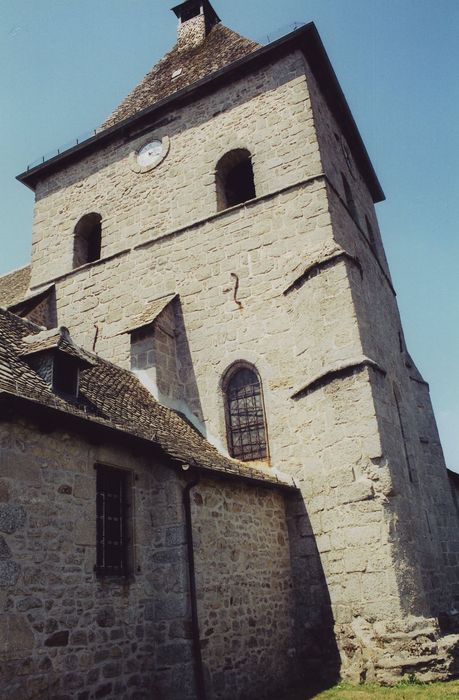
[223,364,268,461]
[73,213,102,269]
[342,173,358,222]
[216,149,256,211]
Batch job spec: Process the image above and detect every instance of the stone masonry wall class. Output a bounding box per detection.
[130,302,184,411]
[305,61,459,676]
[325,165,459,620]
[22,38,459,684]
[192,478,295,699]
[0,415,299,699]
[302,58,390,278]
[0,417,194,700]
[29,52,318,289]
[50,179,330,457]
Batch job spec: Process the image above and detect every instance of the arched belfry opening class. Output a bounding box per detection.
[216,149,256,211]
[222,363,268,461]
[73,213,102,269]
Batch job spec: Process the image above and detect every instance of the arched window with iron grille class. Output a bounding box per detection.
[223,364,268,461]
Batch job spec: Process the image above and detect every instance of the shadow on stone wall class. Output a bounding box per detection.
[173,300,205,429]
[285,491,341,697]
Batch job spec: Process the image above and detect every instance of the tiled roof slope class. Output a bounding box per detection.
[0,265,31,308]
[20,326,96,367]
[102,25,260,128]
[121,294,177,334]
[0,309,290,488]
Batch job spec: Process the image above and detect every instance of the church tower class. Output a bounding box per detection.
[10,0,459,689]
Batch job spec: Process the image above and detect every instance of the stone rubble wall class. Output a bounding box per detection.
[0,419,194,700]
[48,179,330,461]
[0,418,299,699]
[191,478,296,699]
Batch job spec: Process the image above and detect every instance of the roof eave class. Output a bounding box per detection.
[0,390,295,491]
[16,22,384,202]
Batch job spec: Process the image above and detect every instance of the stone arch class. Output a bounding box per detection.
[215,148,256,211]
[73,213,102,269]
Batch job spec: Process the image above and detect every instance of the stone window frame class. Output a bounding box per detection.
[94,463,135,580]
[72,212,103,269]
[221,360,270,463]
[215,148,256,212]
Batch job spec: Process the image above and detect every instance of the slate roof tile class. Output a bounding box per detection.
[0,265,31,308]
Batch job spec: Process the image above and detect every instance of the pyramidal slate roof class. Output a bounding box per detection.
[0,265,31,308]
[0,309,291,488]
[102,24,260,129]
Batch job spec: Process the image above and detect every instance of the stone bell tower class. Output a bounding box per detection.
[14,0,459,684]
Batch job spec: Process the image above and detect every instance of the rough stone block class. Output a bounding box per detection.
[73,474,95,500]
[44,630,69,647]
[0,560,20,587]
[0,614,35,657]
[341,479,374,504]
[157,642,193,665]
[0,536,11,560]
[96,607,115,629]
[2,452,41,486]
[74,519,95,546]
[0,504,26,534]
[165,526,186,547]
[154,597,188,621]
[0,480,9,502]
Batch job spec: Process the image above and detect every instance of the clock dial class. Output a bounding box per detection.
[137,140,163,166]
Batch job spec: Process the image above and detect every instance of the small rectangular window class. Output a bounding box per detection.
[96,465,130,577]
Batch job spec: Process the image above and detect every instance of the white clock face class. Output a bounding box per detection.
[137,140,163,167]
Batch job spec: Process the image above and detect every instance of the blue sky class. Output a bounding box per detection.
[1,0,458,468]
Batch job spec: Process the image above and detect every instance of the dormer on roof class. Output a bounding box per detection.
[171,0,220,49]
[20,326,96,399]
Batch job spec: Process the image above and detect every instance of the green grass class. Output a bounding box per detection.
[283,679,459,699]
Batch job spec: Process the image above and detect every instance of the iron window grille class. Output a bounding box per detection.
[96,465,129,577]
[225,367,268,461]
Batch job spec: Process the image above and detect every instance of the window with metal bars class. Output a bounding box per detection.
[224,366,268,461]
[96,465,130,577]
